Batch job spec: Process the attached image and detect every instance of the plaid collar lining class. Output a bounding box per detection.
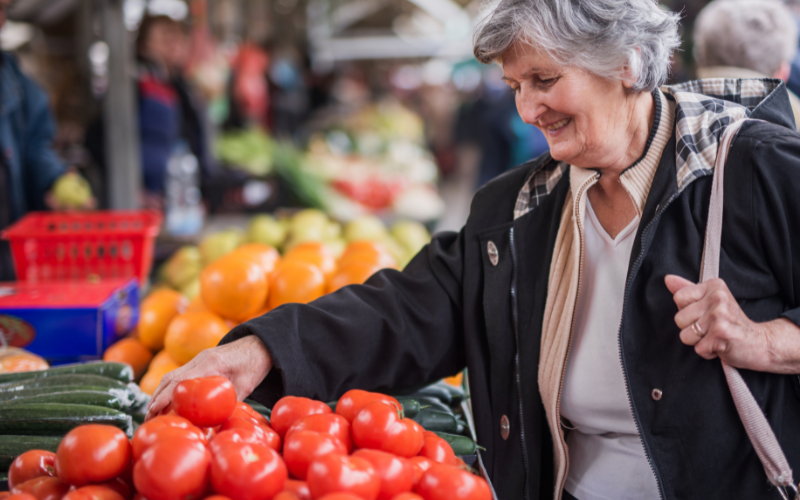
[513,78,780,219]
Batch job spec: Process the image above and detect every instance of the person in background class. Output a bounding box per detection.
[694,0,800,126]
[0,0,91,280]
[136,15,213,209]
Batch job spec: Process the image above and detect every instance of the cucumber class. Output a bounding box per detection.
[434,431,478,455]
[0,391,126,411]
[398,399,421,419]
[0,362,134,385]
[413,409,457,432]
[0,435,62,469]
[409,385,453,405]
[416,397,452,414]
[0,404,133,437]
[0,384,132,402]
[0,375,130,394]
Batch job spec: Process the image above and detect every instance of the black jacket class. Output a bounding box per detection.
[224,79,800,500]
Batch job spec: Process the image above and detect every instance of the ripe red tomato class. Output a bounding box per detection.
[11,477,70,500]
[132,415,206,460]
[407,457,435,485]
[352,402,424,457]
[417,433,456,465]
[286,414,352,453]
[202,497,233,500]
[283,430,348,480]
[5,494,37,500]
[335,390,400,423]
[306,454,380,500]
[55,425,131,486]
[392,494,424,500]
[282,479,311,500]
[352,449,415,500]
[95,479,132,500]
[173,376,237,427]
[62,486,124,500]
[270,396,332,438]
[315,495,364,500]
[273,494,300,500]
[235,402,270,426]
[8,450,56,488]
[133,436,210,500]
[210,442,287,500]
[414,465,491,500]
[218,417,281,451]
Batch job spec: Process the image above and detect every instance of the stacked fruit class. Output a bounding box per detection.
[2,376,490,500]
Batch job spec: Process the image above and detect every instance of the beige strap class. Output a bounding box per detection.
[702,119,797,498]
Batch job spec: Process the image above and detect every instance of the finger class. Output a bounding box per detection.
[665,274,695,295]
[674,299,710,331]
[679,322,706,346]
[694,330,727,361]
[672,280,710,310]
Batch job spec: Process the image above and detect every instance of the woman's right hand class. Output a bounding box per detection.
[146,335,273,420]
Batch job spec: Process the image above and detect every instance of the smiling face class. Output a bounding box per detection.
[501,43,650,171]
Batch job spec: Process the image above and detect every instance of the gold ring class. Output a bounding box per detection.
[691,321,704,339]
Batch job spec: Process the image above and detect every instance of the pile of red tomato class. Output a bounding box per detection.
[3,376,491,500]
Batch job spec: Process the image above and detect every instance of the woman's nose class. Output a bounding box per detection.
[516,89,546,126]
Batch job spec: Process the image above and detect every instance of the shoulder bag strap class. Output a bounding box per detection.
[702,118,798,500]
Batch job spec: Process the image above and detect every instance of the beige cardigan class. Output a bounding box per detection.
[537,89,676,500]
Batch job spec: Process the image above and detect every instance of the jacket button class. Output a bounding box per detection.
[500,415,510,440]
[487,241,499,266]
[651,388,663,401]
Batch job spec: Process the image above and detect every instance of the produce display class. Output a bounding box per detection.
[1,374,490,500]
[215,102,445,222]
[106,209,431,395]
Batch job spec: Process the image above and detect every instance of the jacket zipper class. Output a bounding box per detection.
[508,227,531,499]
[556,176,595,498]
[616,193,679,500]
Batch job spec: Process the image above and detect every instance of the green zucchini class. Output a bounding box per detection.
[0,362,133,385]
[0,435,62,469]
[416,397,452,414]
[409,385,453,405]
[0,391,126,411]
[0,375,131,396]
[0,403,133,437]
[434,431,478,455]
[413,409,458,432]
[398,399,421,419]
[0,385,135,407]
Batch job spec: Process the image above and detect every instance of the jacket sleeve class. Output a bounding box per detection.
[220,228,467,406]
[21,72,65,209]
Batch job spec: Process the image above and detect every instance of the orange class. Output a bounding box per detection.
[338,240,397,270]
[185,295,209,313]
[242,306,271,322]
[149,349,180,370]
[232,243,281,277]
[0,349,48,373]
[103,337,154,379]
[284,242,337,280]
[164,311,230,365]
[326,261,383,293]
[139,358,181,395]
[443,372,464,387]
[200,252,269,321]
[267,260,326,309]
[137,289,188,351]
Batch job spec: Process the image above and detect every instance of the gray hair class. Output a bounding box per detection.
[473,0,681,92]
[694,0,798,77]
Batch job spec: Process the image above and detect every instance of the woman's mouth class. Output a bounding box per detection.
[543,118,571,135]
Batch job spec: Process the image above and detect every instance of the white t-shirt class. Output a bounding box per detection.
[560,199,660,500]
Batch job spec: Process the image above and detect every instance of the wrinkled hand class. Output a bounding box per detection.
[146,335,272,420]
[665,275,800,374]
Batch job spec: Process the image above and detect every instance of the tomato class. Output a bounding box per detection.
[55,425,131,486]
[283,430,347,480]
[8,450,56,488]
[218,417,281,451]
[95,479,132,500]
[173,376,237,428]
[414,465,491,500]
[62,486,124,500]
[236,402,270,426]
[315,495,364,500]
[132,415,207,460]
[273,494,300,500]
[281,480,310,500]
[352,402,424,458]
[11,477,70,500]
[270,396,332,438]
[210,426,282,455]
[306,454,380,500]
[210,442,287,500]
[407,458,434,485]
[286,414,352,453]
[352,449,415,500]
[417,433,456,465]
[335,390,400,423]
[203,497,232,500]
[133,437,211,500]
[391,494,424,500]
[5,494,37,500]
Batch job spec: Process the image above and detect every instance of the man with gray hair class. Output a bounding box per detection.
[694,0,800,125]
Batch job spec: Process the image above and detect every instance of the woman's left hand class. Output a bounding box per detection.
[665,274,800,374]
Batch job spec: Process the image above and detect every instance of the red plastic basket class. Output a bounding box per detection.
[1,211,162,284]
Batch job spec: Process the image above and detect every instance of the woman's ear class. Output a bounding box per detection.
[621,48,642,89]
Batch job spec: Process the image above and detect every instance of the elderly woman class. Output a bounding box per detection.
[148,1,800,498]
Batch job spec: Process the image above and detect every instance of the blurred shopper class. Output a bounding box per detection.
[694,0,800,125]
[136,15,213,207]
